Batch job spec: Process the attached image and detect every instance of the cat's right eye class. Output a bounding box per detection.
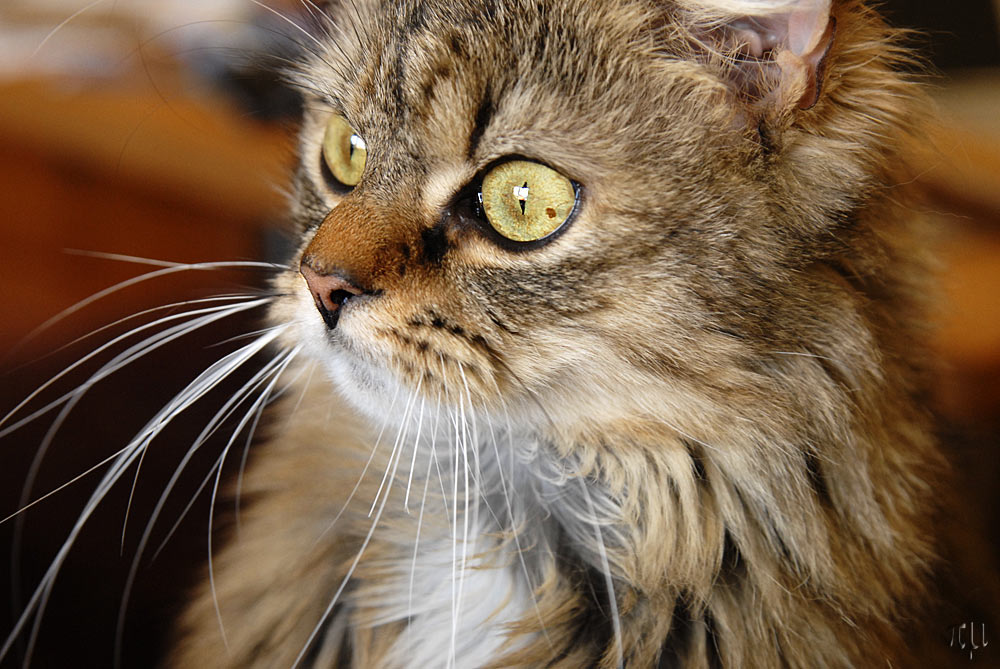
[479,160,578,243]
[322,114,367,189]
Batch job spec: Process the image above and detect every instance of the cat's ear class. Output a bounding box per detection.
[681,0,836,111]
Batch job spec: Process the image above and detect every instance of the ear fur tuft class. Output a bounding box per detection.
[679,0,836,111]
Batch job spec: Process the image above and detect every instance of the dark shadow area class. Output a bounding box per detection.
[0,296,276,668]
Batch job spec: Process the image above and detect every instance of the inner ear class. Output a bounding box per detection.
[693,0,836,111]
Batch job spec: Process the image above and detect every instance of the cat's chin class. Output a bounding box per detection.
[285,292,405,421]
[317,348,408,422]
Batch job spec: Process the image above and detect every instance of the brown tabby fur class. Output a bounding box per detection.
[170,0,944,666]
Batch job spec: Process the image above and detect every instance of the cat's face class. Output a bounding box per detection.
[272,0,861,441]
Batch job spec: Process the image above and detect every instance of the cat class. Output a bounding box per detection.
[4,0,947,666]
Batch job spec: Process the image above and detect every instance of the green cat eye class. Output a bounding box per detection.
[480,160,576,243]
[322,114,367,187]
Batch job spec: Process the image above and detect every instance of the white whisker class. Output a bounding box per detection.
[1,445,140,527]
[426,390,448,518]
[485,395,552,648]
[110,329,292,666]
[407,395,436,643]
[0,326,287,667]
[148,346,302,561]
[13,261,280,355]
[206,346,303,650]
[236,359,316,532]
[56,315,286,548]
[291,377,412,669]
[10,294,260,373]
[121,332,290,549]
[8,303,276,553]
[403,392,427,512]
[454,362,477,664]
[369,376,421,516]
[1,298,273,436]
[448,401,461,669]
[579,479,624,669]
[61,250,287,271]
[310,380,402,547]
[30,0,107,58]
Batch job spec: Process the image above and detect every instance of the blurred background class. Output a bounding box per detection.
[0,1,998,666]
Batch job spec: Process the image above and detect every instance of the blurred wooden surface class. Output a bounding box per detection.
[0,79,292,357]
[915,71,1000,421]
[0,76,295,668]
[0,80,290,218]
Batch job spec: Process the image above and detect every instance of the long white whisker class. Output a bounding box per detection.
[0,327,287,667]
[209,323,298,348]
[430,395,449,519]
[484,394,552,647]
[8,304,275,530]
[369,376,422,516]
[142,341,297,553]
[109,329,291,666]
[1,444,141,527]
[470,415,505,533]
[41,313,284,550]
[13,261,279,354]
[291,382,411,668]
[405,387,448,655]
[12,384,85,591]
[403,393,427,512]
[10,294,260,373]
[454,362,477,664]
[236,359,316,532]
[448,401,461,669]
[61,250,287,271]
[436,358,460,668]
[310,380,402,546]
[4,439,157,663]
[406,414,435,650]
[206,346,303,650]
[0,298,273,436]
[148,347,303,561]
[204,357,295,649]
[579,479,624,669]
[118,337,286,549]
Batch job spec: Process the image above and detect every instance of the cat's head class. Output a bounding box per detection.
[271,0,918,443]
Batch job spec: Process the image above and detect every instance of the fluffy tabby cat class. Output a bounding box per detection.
[6,0,947,666]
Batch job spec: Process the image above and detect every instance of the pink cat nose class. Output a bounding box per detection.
[299,260,364,329]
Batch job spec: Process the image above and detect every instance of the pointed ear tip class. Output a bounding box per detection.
[788,1,834,56]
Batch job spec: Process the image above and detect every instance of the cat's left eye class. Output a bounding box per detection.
[322,114,367,189]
